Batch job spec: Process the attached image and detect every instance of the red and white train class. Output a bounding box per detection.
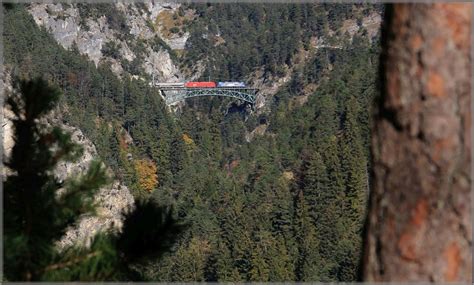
[155,81,247,88]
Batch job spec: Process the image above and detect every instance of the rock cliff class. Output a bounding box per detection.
[53,123,135,249]
[28,2,187,82]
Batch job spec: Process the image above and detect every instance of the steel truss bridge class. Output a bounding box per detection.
[155,86,258,106]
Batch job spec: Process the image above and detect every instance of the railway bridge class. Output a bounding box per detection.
[154,83,258,106]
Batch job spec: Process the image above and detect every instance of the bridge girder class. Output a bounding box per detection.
[160,88,257,105]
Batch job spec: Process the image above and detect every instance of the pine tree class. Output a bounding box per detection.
[268,235,295,281]
[294,190,324,281]
[248,242,270,281]
[337,96,368,281]
[169,237,211,281]
[213,239,235,281]
[108,126,121,170]
[341,95,368,228]
[301,148,328,224]
[271,177,295,242]
[4,78,113,281]
[3,78,184,281]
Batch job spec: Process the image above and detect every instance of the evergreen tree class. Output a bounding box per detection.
[268,235,295,281]
[4,78,112,281]
[336,95,368,281]
[213,239,237,281]
[248,242,270,281]
[341,95,368,228]
[271,177,294,241]
[294,190,324,281]
[3,78,184,281]
[301,148,328,224]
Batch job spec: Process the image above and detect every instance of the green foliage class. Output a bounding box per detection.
[101,41,121,60]
[113,201,186,277]
[170,26,180,34]
[41,235,117,281]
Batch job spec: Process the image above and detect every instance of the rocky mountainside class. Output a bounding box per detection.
[28,3,187,82]
[27,3,381,112]
[53,123,135,250]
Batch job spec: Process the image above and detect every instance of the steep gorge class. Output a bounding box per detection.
[3,2,382,281]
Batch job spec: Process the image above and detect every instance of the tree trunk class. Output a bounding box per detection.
[364,3,472,282]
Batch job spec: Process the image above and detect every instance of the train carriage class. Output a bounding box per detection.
[217,82,246,88]
[185,82,216,88]
[155,82,185,88]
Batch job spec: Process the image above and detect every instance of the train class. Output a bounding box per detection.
[184,81,247,88]
[155,82,185,88]
[155,81,247,88]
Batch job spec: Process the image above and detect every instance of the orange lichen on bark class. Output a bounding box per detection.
[410,35,423,51]
[398,232,417,261]
[397,199,429,261]
[438,3,472,50]
[426,72,445,98]
[392,4,410,34]
[365,3,472,282]
[411,199,428,226]
[386,71,401,108]
[431,37,445,56]
[443,242,461,281]
[432,138,455,163]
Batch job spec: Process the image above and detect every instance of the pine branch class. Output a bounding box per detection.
[40,251,101,274]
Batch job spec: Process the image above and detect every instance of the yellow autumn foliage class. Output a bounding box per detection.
[282,171,294,180]
[134,159,158,192]
[182,133,195,145]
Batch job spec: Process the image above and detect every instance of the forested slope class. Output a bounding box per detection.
[3,3,381,281]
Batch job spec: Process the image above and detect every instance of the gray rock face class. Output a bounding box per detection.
[28,2,187,82]
[54,124,97,184]
[29,4,111,66]
[250,68,292,112]
[245,123,268,143]
[2,108,14,179]
[2,73,14,166]
[116,2,178,41]
[51,123,135,249]
[144,47,183,82]
[164,32,189,50]
[29,4,81,49]
[362,12,382,41]
[114,2,189,80]
[57,181,134,250]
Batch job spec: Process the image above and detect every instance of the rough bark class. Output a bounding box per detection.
[364,4,472,282]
